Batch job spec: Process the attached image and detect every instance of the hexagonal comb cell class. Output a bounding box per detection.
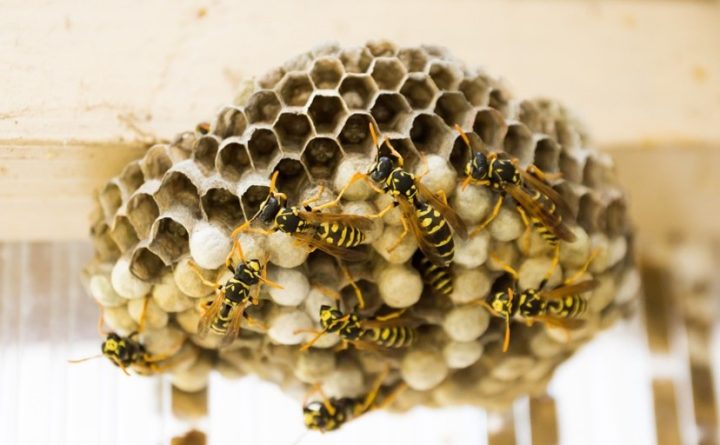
[339,47,373,73]
[201,188,243,229]
[130,246,166,281]
[473,108,508,149]
[449,132,480,174]
[371,58,407,91]
[277,73,314,107]
[308,94,347,134]
[310,57,344,90]
[149,217,189,264]
[245,90,282,124]
[409,114,452,156]
[559,151,582,183]
[428,61,463,91]
[435,92,473,128]
[240,185,271,221]
[488,88,510,116]
[302,137,343,179]
[577,193,603,234]
[459,74,491,107]
[154,171,201,216]
[213,106,248,138]
[503,124,534,165]
[337,113,375,155]
[193,135,220,172]
[339,75,378,110]
[247,128,281,169]
[365,40,398,57]
[99,183,123,221]
[110,216,139,252]
[272,157,309,197]
[257,66,285,90]
[400,74,438,109]
[370,93,412,133]
[385,137,419,169]
[274,113,314,152]
[142,145,174,179]
[533,138,560,173]
[605,199,627,237]
[397,47,429,72]
[90,221,120,262]
[126,193,159,240]
[119,162,144,195]
[217,139,252,181]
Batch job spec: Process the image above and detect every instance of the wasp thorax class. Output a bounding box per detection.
[258,194,286,224]
[369,156,395,183]
[492,158,521,185]
[467,153,490,181]
[238,259,262,284]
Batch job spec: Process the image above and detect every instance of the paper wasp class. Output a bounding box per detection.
[412,250,453,298]
[314,123,467,267]
[232,171,374,263]
[479,252,597,352]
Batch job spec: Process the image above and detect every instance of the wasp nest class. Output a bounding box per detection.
[87,41,639,411]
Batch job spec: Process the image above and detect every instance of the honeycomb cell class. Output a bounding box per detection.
[119,162,144,195]
[370,57,407,91]
[90,221,121,262]
[384,137,419,169]
[302,137,342,179]
[605,199,627,237]
[488,88,510,116]
[559,151,582,183]
[310,57,344,90]
[282,52,313,73]
[504,124,534,165]
[337,113,375,155]
[400,74,438,109]
[533,138,560,173]
[126,193,159,240]
[370,93,412,133]
[110,215,139,252]
[271,157,310,197]
[217,138,252,181]
[339,46,373,73]
[154,171,201,216]
[582,156,604,188]
[240,184,271,221]
[245,90,282,124]
[192,135,220,172]
[409,114,452,156]
[449,132,480,174]
[213,106,248,138]
[142,144,173,180]
[274,113,314,152]
[201,188,244,229]
[473,108,508,149]
[435,92,473,128]
[397,47,429,72]
[247,127,281,169]
[277,73,314,107]
[365,40,398,57]
[577,193,603,234]
[257,66,285,90]
[149,216,190,264]
[339,75,378,110]
[99,182,122,221]
[428,61,463,91]
[308,94,347,134]
[459,74,491,107]
[130,246,166,281]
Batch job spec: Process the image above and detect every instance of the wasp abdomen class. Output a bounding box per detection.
[415,202,454,265]
[317,222,366,248]
[412,251,453,297]
[364,326,416,348]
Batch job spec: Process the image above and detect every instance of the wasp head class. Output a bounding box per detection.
[486,291,513,317]
[466,152,490,181]
[369,155,395,183]
[102,333,132,368]
[303,401,343,431]
[258,192,286,224]
[318,305,346,333]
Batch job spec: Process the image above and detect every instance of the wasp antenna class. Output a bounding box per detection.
[368,121,380,148]
[269,170,280,194]
[453,123,472,147]
[68,354,104,364]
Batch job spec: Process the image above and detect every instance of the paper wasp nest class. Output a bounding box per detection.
[87,41,639,411]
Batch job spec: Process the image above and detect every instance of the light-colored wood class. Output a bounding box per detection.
[530,395,559,445]
[652,380,683,445]
[2,0,719,240]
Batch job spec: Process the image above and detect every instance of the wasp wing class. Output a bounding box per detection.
[538,279,598,300]
[197,293,225,339]
[293,231,368,262]
[296,210,375,231]
[218,303,247,347]
[519,168,575,219]
[396,196,449,267]
[506,184,576,242]
[415,181,468,239]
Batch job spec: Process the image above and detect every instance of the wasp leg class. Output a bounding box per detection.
[386,215,410,253]
[225,236,246,270]
[415,152,430,181]
[340,263,365,310]
[501,289,514,352]
[188,261,222,290]
[563,248,600,285]
[375,382,407,410]
[489,253,519,280]
[313,173,383,212]
[366,202,396,220]
[245,315,267,331]
[301,184,326,208]
[373,308,407,322]
[515,206,532,255]
[258,262,284,290]
[138,296,151,333]
[470,195,504,237]
[298,328,329,351]
[358,367,390,413]
[541,244,561,288]
[312,283,342,301]
[526,164,562,183]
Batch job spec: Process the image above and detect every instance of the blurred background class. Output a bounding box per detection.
[1,1,719,444]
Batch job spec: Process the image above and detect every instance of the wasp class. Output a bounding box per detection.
[233,171,374,264]
[315,123,467,267]
[189,253,282,347]
[454,125,576,277]
[412,250,453,298]
[480,253,597,352]
[303,369,405,432]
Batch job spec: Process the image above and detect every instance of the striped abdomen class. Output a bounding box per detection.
[210,299,241,334]
[546,295,587,319]
[363,326,416,348]
[527,189,561,246]
[412,251,453,297]
[317,222,366,248]
[415,201,454,265]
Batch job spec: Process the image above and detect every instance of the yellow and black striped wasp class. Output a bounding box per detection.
[232,171,374,263]
[412,250,453,298]
[299,304,417,352]
[454,125,576,276]
[479,253,597,352]
[189,251,283,347]
[316,123,467,267]
[302,368,406,432]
